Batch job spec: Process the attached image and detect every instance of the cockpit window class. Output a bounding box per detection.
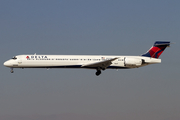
[12,56,17,60]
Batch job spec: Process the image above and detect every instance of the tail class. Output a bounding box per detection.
[142,41,170,58]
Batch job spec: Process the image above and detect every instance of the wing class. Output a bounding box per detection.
[81,57,118,69]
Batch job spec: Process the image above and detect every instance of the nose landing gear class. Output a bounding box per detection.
[10,68,14,73]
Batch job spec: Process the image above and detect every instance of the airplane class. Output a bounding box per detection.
[4,41,170,76]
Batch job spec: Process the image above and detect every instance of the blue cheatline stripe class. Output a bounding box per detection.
[20,65,129,69]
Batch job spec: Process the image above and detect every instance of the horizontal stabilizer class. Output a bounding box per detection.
[154,41,170,47]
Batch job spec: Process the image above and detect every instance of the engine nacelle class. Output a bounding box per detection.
[124,58,144,67]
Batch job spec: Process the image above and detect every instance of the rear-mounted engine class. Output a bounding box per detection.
[124,57,145,67]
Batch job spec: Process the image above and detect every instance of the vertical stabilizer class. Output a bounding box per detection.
[142,41,170,58]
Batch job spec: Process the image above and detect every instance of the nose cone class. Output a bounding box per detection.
[4,61,11,67]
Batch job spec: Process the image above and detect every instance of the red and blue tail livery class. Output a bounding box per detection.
[142,41,170,58]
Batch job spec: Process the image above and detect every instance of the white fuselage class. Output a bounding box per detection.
[4,55,161,69]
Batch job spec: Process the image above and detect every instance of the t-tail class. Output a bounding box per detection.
[142,41,170,58]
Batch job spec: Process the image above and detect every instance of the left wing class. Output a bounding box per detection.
[81,57,118,70]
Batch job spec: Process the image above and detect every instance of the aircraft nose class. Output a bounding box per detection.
[4,61,11,67]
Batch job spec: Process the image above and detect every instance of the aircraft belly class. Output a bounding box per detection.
[20,60,82,68]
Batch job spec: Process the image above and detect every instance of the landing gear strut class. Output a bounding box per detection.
[10,68,14,73]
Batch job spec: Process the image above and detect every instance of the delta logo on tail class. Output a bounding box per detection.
[142,41,170,58]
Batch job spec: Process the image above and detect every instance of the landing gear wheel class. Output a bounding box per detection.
[10,68,14,73]
[10,70,14,73]
[95,70,101,76]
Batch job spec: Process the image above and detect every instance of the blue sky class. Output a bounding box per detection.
[0,0,180,120]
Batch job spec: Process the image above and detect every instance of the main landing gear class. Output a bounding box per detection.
[95,67,106,76]
[10,68,14,73]
[96,70,101,76]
